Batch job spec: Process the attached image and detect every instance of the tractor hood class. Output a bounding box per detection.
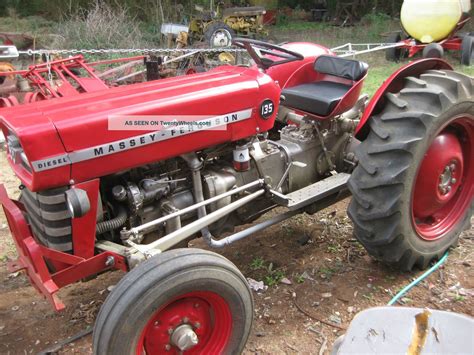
[0,65,281,191]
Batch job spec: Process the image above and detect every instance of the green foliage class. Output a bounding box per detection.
[0,0,408,24]
[295,273,305,284]
[249,256,265,270]
[249,256,286,287]
[49,1,153,49]
[264,269,285,286]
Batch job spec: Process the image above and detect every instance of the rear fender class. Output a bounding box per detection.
[355,58,453,139]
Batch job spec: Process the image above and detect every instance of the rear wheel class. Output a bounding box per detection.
[461,35,473,66]
[348,70,473,270]
[204,22,235,47]
[93,248,253,354]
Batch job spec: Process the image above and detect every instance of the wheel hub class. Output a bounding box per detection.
[212,31,231,47]
[170,324,199,351]
[438,163,457,195]
[412,117,473,241]
[413,131,464,219]
[139,292,232,354]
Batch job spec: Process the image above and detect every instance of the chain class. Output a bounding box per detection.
[19,47,246,56]
[45,52,53,85]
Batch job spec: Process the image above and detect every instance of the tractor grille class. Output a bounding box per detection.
[20,187,73,252]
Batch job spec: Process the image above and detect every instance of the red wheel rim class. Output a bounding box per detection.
[136,291,232,354]
[412,115,473,240]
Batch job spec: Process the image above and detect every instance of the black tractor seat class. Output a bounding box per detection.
[281,55,368,116]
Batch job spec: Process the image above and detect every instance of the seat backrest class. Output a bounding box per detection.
[314,55,368,81]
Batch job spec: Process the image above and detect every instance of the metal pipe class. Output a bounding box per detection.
[209,209,299,248]
[134,189,265,255]
[183,152,257,249]
[128,178,263,236]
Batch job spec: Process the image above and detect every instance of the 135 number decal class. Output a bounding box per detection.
[260,99,274,119]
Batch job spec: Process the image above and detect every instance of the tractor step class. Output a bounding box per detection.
[272,173,350,210]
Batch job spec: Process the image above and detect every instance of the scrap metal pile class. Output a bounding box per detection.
[0,45,246,108]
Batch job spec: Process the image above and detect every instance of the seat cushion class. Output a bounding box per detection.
[281,81,352,116]
[314,55,368,81]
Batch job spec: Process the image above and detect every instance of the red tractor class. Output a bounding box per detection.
[0,39,472,354]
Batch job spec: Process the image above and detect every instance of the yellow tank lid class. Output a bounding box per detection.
[401,0,463,43]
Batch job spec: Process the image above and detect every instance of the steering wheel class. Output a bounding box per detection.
[232,38,304,70]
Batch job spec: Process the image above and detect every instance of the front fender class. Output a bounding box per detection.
[355,58,453,139]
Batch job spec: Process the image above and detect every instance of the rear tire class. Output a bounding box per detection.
[204,22,235,47]
[348,70,473,270]
[93,248,253,354]
[461,36,473,66]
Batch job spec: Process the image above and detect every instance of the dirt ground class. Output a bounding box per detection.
[0,143,473,355]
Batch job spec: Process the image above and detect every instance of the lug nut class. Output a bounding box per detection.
[446,186,452,192]
[182,317,189,323]
[165,344,171,351]
[154,320,159,326]
[451,178,457,184]
[450,163,456,171]
[194,322,201,329]
[168,328,174,335]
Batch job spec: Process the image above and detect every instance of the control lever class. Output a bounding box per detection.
[275,161,307,190]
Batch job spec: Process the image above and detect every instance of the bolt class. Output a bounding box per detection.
[439,185,447,195]
[168,328,174,335]
[450,163,456,171]
[105,256,115,267]
[165,344,171,351]
[194,303,200,308]
[194,322,201,329]
[451,178,457,184]
[182,317,189,323]
[154,320,159,326]
[446,186,452,192]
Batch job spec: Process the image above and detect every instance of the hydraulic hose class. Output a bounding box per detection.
[387,252,449,306]
[96,206,127,235]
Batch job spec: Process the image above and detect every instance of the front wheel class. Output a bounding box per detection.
[93,248,253,354]
[348,70,473,270]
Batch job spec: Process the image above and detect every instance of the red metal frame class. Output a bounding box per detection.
[0,55,146,106]
[0,184,127,311]
[355,58,453,139]
[23,55,108,99]
[71,179,100,259]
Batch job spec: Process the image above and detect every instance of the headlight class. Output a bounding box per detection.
[6,132,31,171]
[6,133,22,164]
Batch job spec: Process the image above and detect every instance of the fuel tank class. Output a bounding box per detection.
[401,0,469,43]
[0,66,280,191]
